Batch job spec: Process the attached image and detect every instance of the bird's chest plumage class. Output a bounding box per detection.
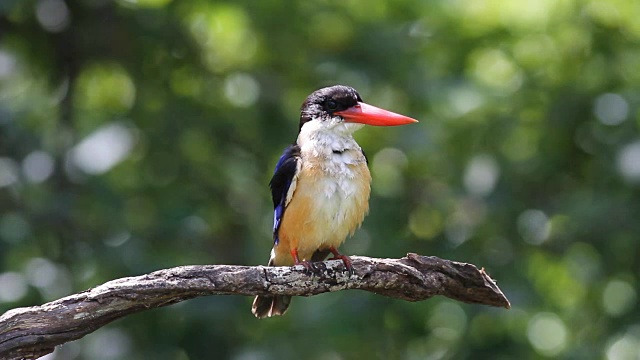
[276,149,371,262]
[303,150,370,224]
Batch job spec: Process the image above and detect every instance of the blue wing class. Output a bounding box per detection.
[269,144,301,245]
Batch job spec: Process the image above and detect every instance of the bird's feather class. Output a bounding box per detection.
[269,144,301,245]
[252,150,301,319]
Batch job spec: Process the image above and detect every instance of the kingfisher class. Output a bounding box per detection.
[252,85,418,318]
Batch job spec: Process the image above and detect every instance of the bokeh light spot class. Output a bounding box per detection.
[469,48,523,93]
[594,93,629,126]
[35,0,70,33]
[224,73,260,108]
[83,328,132,360]
[518,209,551,245]
[75,63,136,116]
[104,232,131,247]
[445,199,485,246]
[409,207,443,240]
[24,257,72,300]
[0,157,19,188]
[22,150,55,183]
[184,4,258,72]
[606,329,640,360]
[70,122,136,175]
[617,140,640,183]
[527,312,568,356]
[0,272,28,303]
[181,216,211,238]
[463,154,500,196]
[602,279,637,317]
[428,302,468,341]
[447,85,485,117]
[24,257,59,289]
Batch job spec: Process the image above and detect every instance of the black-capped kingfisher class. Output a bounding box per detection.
[252,85,418,318]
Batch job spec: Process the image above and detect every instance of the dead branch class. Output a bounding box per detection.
[0,253,509,359]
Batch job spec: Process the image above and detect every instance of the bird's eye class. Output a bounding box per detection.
[326,100,338,111]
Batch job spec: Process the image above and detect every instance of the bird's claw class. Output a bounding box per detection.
[329,247,354,276]
[297,260,318,274]
[291,248,320,274]
[291,247,353,275]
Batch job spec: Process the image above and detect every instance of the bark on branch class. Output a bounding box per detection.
[0,253,510,359]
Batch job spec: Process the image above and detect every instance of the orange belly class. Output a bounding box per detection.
[272,162,371,266]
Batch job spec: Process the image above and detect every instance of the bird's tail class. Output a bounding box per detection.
[251,254,291,319]
[251,249,329,319]
[251,294,291,319]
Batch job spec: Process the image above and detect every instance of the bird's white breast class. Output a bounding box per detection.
[291,124,371,255]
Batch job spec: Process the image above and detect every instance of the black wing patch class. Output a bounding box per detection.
[269,144,301,245]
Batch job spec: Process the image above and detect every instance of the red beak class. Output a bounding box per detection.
[335,102,418,126]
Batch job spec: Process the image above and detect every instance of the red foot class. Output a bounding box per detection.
[290,248,316,272]
[329,247,353,275]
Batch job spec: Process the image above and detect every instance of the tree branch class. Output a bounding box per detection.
[0,254,509,359]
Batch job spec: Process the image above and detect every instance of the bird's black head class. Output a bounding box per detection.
[299,85,363,131]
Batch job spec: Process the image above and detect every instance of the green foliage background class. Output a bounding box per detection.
[1,0,639,359]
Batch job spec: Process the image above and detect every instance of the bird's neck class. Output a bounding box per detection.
[296,124,367,179]
[297,121,364,159]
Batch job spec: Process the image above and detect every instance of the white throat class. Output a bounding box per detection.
[297,118,364,159]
